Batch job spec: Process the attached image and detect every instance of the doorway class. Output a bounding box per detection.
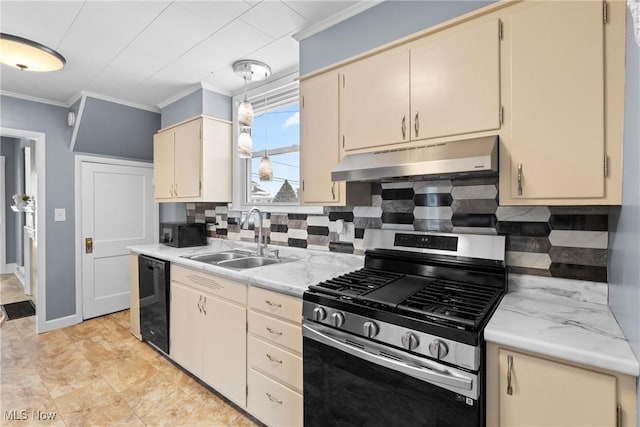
[0,127,46,332]
[75,156,157,320]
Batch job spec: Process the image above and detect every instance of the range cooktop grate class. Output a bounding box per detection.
[396,279,502,328]
[309,268,403,298]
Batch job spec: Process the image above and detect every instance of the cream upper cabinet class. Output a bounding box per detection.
[340,47,411,152]
[487,343,636,427]
[153,116,232,202]
[300,72,342,205]
[173,119,201,199]
[153,130,174,200]
[500,0,624,204]
[410,17,501,140]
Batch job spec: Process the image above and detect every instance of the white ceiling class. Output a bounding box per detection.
[0,0,361,109]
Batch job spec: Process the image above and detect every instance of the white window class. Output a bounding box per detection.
[232,72,321,213]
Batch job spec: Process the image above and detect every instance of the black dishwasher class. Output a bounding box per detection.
[138,255,170,354]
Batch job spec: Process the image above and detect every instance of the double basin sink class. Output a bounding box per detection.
[181,249,294,270]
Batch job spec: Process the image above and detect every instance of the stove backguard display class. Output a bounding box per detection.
[394,233,458,251]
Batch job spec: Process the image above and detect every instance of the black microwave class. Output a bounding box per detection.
[160,222,207,247]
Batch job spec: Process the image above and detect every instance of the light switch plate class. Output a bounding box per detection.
[54,208,66,222]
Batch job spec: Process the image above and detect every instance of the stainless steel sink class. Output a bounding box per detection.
[217,256,284,270]
[186,252,248,263]
[181,250,294,270]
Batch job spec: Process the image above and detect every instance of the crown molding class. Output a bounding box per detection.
[78,91,160,113]
[292,0,383,41]
[200,82,232,97]
[0,90,68,108]
[155,84,202,110]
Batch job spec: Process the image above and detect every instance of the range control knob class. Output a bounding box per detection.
[429,340,449,359]
[312,307,327,321]
[331,312,345,328]
[363,321,379,338]
[401,332,420,351]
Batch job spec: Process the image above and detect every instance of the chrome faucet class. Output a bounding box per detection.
[241,207,268,257]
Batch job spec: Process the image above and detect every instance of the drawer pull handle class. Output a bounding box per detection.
[266,327,283,336]
[265,300,282,309]
[507,355,513,395]
[266,392,283,405]
[267,353,283,364]
[197,296,203,313]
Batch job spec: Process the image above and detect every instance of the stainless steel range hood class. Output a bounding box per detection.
[331,135,498,182]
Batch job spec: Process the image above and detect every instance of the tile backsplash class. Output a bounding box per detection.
[186,176,608,282]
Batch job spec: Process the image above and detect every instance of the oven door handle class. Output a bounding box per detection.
[302,323,474,393]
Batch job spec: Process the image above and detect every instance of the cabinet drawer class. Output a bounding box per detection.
[249,336,302,392]
[172,264,246,305]
[249,287,302,323]
[248,368,303,427]
[249,310,302,354]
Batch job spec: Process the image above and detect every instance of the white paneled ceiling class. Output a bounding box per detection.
[0,0,361,109]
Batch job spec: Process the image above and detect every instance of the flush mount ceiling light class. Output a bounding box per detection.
[233,59,271,158]
[0,33,66,72]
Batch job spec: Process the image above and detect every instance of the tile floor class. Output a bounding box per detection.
[0,274,258,427]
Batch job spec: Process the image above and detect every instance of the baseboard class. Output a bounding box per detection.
[2,263,17,274]
[14,265,25,287]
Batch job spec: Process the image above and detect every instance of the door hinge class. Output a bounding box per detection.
[616,405,622,427]
[603,1,608,24]
[499,106,504,125]
[604,155,609,177]
[498,19,503,40]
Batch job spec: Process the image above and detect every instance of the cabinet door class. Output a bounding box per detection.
[508,1,605,199]
[201,294,247,407]
[341,48,410,151]
[129,254,141,340]
[300,72,341,204]
[411,18,500,140]
[173,119,202,199]
[498,349,616,427]
[169,281,203,375]
[153,130,174,199]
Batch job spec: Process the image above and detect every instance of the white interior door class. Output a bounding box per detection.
[81,162,154,319]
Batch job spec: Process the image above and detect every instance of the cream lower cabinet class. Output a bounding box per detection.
[129,254,141,340]
[247,286,303,427]
[500,0,625,204]
[169,265,247,408]
[487,343,637,427]
[153,116,232,202]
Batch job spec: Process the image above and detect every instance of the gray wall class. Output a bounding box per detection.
[299,0,493,75]
[74,97,160,160]
[0,95,75,320]
[1,137,19,264]
[160,88,231,128]
[608,9,640,421]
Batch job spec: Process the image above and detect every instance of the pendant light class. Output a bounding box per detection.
[0,33,66,71]
[233,60,271,158]
[258,85,273,181]
[238,127,252,159]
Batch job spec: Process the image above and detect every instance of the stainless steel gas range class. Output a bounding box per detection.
[302,230,506,427]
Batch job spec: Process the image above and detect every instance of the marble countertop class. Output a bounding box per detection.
[485,274,639,377]
[129,239,364,297]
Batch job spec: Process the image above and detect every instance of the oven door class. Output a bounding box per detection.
[303,321,481,427]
